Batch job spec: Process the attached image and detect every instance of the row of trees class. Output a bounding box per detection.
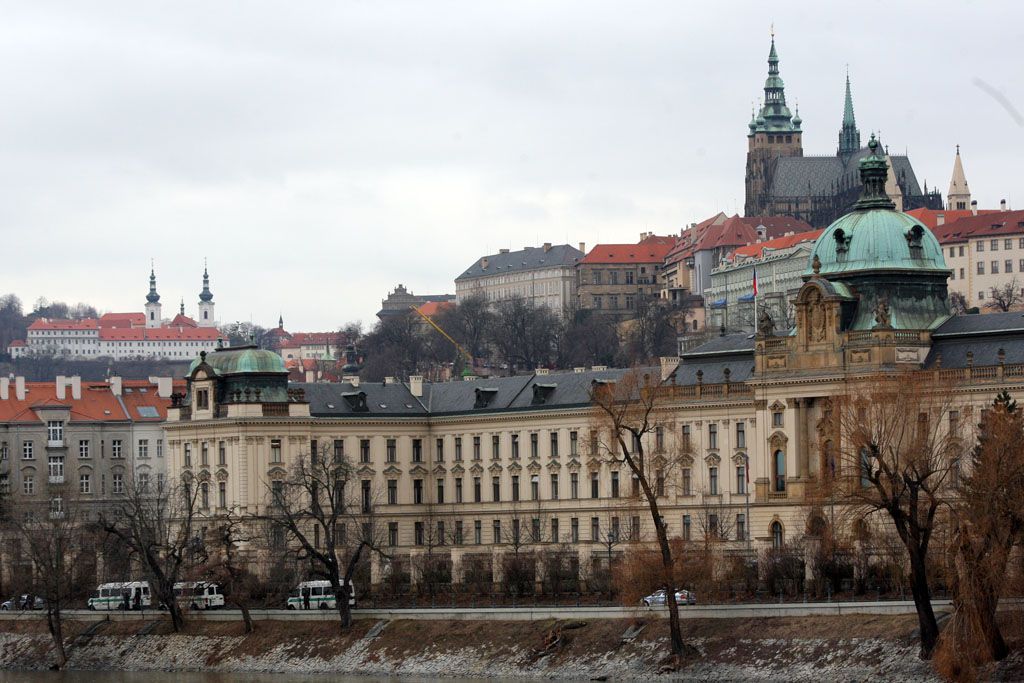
[359,293,689,381]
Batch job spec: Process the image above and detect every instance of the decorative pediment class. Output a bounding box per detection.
[546,460,562,472]
[678,454,694,466]
[450,464,465,475]
[769,400,786,412]
[215,468,229,481]
[653,454,667,469]
[768,431,788,450]
[487,462,503,474]
[381,464,401,476]
[469,463,484,475]
[76,463,94,472]
[409,464,429,476]
[585,457,602,471]
[526,461,542,473]
[731,452,749,466]
[704,453,721,466]
[566,458,581,472]
[266,465,287,478]
[361,465,382,477]
[431,464,447,475]
[197,470,211,482]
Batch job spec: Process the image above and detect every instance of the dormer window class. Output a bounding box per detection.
[196,389,209,410]
[474,387,499,409]
[905,225,925,258]
[834,228,850,255]
[531,383,557,405]
[342,391,369,412]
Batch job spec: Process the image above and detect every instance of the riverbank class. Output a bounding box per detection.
[1,614,1022,680]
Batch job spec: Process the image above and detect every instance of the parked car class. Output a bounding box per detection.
[1,595,46,611]
[640,588,696,607]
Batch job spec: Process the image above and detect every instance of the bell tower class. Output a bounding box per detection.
[145,264,162,329]
[198,262,216,328]
[745,32,803,217]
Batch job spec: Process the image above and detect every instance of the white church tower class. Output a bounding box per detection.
[145,266,162,329]
[947,145,971,211]
[198,263,216,327]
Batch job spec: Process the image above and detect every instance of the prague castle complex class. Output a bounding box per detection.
[160,140,1024,585]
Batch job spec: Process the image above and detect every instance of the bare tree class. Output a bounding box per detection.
[14,492,91,669]
[489,295,562,372]
[590,369,687,660]
[835,372,965,659]
[205,508,258,633]
[265,442,387,629]
[949,291,969,315]
[100,472,203,633]
[936,391,1024,678]
[986,278,1022,312]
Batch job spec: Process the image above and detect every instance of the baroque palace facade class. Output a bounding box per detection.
[164,142,1024,587]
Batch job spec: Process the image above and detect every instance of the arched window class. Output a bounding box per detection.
[771,521,784,548]
[773,450,786,492]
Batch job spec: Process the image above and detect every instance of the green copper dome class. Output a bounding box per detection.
[188,345,287,376]
[807,136,947,278]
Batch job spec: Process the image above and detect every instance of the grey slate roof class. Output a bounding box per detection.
[924,338,1024,369]
[456,244,584,281]
[300,382,427,417]
[770,149,923,199]
[682,333,757,357]
[932,311,1024,337]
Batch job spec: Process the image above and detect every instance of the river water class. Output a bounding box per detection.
[0,675,493,683]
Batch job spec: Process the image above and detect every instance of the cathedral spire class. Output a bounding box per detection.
[146,263,160,304]
[749,32,797,136]
[947,145,971,211]
[838,67,861,158]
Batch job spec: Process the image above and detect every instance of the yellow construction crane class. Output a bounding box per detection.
[409,305,474,372]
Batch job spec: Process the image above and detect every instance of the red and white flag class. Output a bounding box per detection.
[752,266,759,296]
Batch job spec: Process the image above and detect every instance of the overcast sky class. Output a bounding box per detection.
[3,1,1023,330]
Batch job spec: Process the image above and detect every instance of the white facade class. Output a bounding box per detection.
[455,244,583,317]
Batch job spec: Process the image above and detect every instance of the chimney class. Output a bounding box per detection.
[409,375,423,397]
[384,376,396,385]
[936,213,945,226]
[149,376,172,398]
[1001,198,1008,211]
[15,377,25,401]
[0,377,8,400]
[109,376,122,396]
[343,375,360,387]
[543,242,552,252]
[660,356,680,381]
[70,376,81,400]
[499,248,510,254]
[971,200,978,216]
[56,375,66,400]
[578,242,586,254]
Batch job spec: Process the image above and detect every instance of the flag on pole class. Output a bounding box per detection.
[752,266,759,296]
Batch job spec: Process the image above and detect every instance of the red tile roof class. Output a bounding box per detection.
[416,301,454,317]
[580,235,678,265]
[170,313,198,328]
[7,340,25,347]
[932,210,1024,244]
[28,318,99,331]
[99,312,146,328]
[693,217,758,251]
[730,229,823,260]
[905,208,1003,230]
[98,327,221,341]
[0,380,178,423]
[738,215,815,238]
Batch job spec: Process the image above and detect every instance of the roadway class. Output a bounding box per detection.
[0,600,955,622]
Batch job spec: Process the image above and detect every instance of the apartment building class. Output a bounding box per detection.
[456,243,584,317]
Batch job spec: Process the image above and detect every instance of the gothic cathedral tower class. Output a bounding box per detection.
[744,34,803,217]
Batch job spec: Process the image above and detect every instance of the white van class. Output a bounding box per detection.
[87,582,152,611]
[173,582,225,610]
[286,580,356,610]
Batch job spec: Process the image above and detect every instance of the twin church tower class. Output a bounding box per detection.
[744,35,942,226]
[144,265,217,329]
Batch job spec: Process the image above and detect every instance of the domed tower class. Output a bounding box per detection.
[745,33,803,217]
[145,265,162,329]
[198,263,216,328]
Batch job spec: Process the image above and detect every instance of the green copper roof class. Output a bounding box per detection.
[749,36,799,136]
[188,345,287,376]
[807,137,947,277]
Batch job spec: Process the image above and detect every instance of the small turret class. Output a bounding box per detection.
[145,264,162,328]
[947,145,971,211]
[197,261,216,327]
